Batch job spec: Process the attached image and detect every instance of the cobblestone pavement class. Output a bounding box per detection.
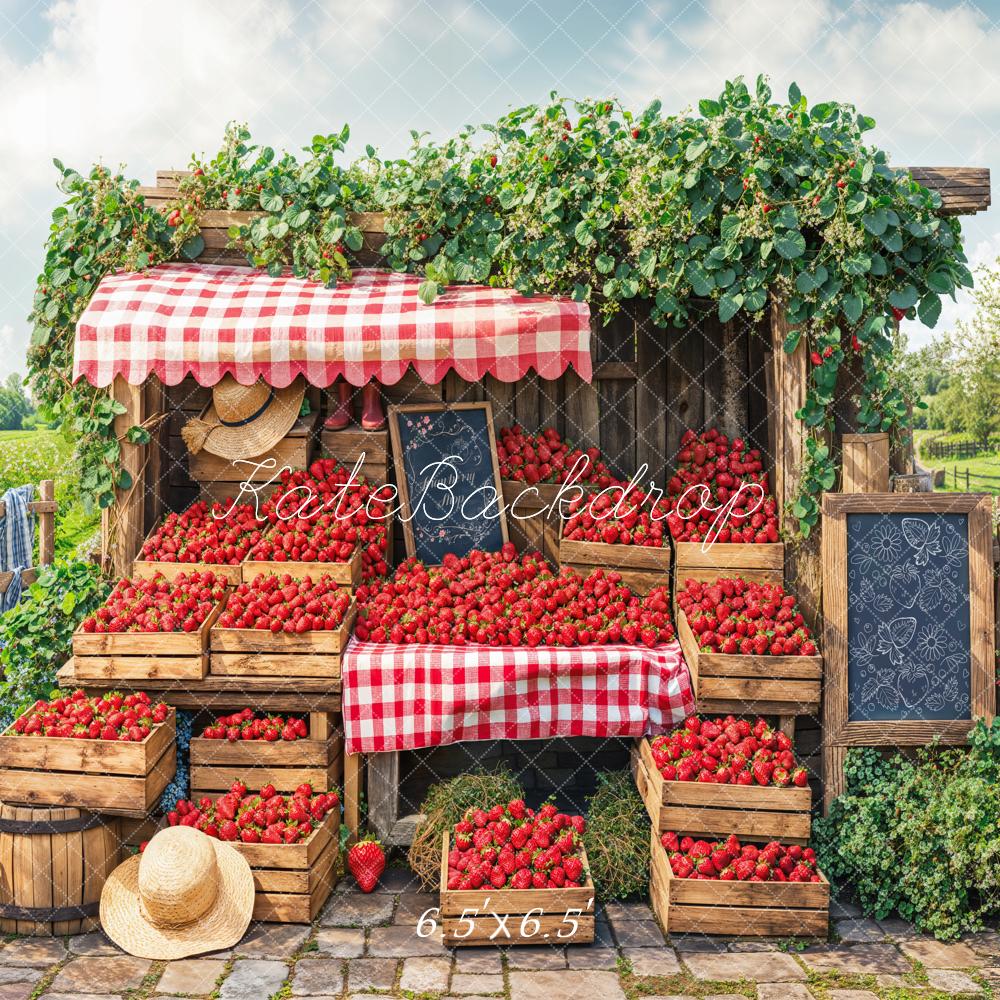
[1,870,996,999]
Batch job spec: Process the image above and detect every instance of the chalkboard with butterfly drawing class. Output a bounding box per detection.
[822,493,995,746]
[387,401,509,564]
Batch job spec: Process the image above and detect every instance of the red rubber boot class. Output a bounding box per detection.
[324,381,352,430]
[361,382,386,431]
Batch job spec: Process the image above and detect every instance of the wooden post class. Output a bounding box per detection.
[101,376,146,579]
[367,752,399,842]
[37,480,55,567]
[344,752,361,847]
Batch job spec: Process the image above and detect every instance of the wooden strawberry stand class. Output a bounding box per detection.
[649,830,829,937]
[673,541,784,587]
[439,832,595,945]
[0,714,177,817]
[557,528,672,595]
[632,737,811,843]
[240,543,363,590]
[234,808,340,922]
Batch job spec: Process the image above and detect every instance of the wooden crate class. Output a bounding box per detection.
[0,714,176,818]
[233,808,340,922]
[631,738,811,843]
[677,610,822,717]
[209,601,356,678]
[188,409,318,486]
[501,482,562,564]
[131,521,245,585]
[320,427,390,484]
[674,541,784,586]
[841,432,890,494]
[71,600,225,682]
[558,524,672,595]
[649,830,829,937]
[439,832,595,945]
[241,539,362,590]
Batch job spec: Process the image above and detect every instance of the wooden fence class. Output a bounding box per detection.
[923,438,1000,461]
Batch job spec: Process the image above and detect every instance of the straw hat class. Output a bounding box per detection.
[100,826,255,960]
[181,375,305,460]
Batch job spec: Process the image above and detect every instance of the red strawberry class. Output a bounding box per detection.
[347,838,385,893]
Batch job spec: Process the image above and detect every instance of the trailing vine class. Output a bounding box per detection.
[28,76,970,535]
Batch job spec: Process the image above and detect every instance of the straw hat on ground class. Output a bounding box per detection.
[181,375,304,460]
[100,826,254,960]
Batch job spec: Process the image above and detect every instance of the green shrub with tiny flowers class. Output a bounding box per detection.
[28,75,969,533]
[814,720,1000,940]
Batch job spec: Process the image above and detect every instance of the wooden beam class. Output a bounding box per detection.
[37,480,55,567]
[101,376,146,579]
[902,167,990,215]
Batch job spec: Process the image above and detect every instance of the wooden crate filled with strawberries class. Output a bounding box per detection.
[209,572,356,679]
[0,690,176,817]
[240,459,393,589]
[558,488,672,595]
[649,829,829,938]
[667,429,784,585]
[675,577,822,717]
[440,800,595,945]
[72,571,228,682]
[132,500,267,585]
[632,715,811,843]
[168,781,340,923]
[353,547,676,648]
[190,710,342,795]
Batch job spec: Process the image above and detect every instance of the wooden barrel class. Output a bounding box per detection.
[0,803,121,936]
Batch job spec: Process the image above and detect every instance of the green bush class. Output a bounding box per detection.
[814,720,1000,940]
[583,771,650,901]
[0,560,109,722]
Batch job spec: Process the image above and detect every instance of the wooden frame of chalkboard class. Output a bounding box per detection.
[821,492,995,748]
[388,401,509,563]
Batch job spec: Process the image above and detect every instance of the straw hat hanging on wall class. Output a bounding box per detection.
[181,375,305,461]
[100,826,254,960]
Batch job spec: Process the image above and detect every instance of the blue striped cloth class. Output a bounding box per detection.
[0,485,35,613]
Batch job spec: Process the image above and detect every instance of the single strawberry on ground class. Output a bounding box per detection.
[348,837,386,892]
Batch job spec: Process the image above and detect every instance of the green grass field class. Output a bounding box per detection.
[914,430,1000,494]
[0,429,101,557]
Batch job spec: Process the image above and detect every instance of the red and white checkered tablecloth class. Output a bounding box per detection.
[72,263,593,388]
[341,637,695,754]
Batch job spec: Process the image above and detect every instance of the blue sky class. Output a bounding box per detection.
[1,0,999,383]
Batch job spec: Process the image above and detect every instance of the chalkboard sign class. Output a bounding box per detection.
[823,493,994,746]
[846,512,970,722]
[388,402,508,563]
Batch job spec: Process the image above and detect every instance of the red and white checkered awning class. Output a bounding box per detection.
[72,263,593,388]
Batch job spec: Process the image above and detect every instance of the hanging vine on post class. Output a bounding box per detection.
[27,76,970,534]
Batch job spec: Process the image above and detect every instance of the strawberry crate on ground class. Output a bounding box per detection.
[648,830,829,938]
[557,525,672,596]
[0,713,176,818]
[209,599,356,679]
[676,610,822,717]
[439,832,595,946]
[631,737,811,843]
[233,808,340,923]
[673,541,784,586]
[190,713,343,795]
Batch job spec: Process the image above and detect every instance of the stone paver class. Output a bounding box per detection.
[900,937,981,968]
[507,946,568,970]
[926,969,983,994]
[377,868,423,893]
[672,935,728,953]
[156,958,227,995]
[368,924,447,957]
[219,959,288,1000]
[803,943,911,975]
[827,993,880,1000]
[0,937,67,966]
[681,951,807,982]
[454,950,503,973]
[321,892,395,927]
[347,958,398,992]
[566,948,619,970]
[509,970,626,1000]
[966,931,1000,958]
[623,947,682,976]
[757,985,813,1000]
[451,973,505,993]
[831,899,863,918]
[347,995,395,1000]
[442,996,500,1000]
[49,955,151,994]
[394,892,437,924]
[877,918,917,939]
[313,926,365,957]
[704,995,749,1000]
[0,970,41,987]
[291,958,347,996]
[67,931,120,956]
[593,920,616,949]
[0,986,37,1000]
[611,919,665,947]
[728,940,777,952]
[603,902,656,922]
[235,921,311,958]
[400,957,452,993]
[835,918,885,943]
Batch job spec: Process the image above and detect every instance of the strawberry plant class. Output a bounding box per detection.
[660,831,822,882]
[354,546,675,648]
[29,78,969,532]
